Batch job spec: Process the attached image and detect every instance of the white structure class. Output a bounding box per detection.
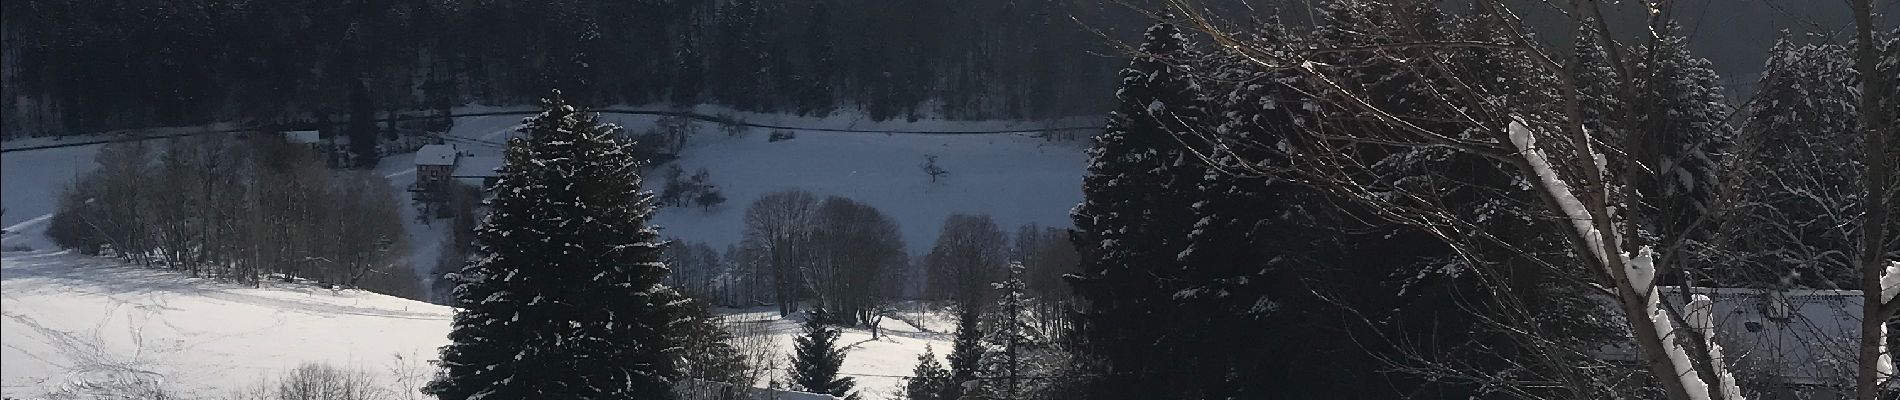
[414,144,460,186]
[451,155,504,187]
[283,130,320,145]
[1603,287,1884,400]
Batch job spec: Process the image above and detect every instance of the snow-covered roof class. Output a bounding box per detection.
[284,130,320,144]
[415,144,459,166]
[1653,287,1871,386]
[451,156,503,178]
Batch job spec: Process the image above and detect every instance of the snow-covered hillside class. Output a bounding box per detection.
[647,124,1087,254]
[0,234,950,399]
[406,108,1090,255]
[0,241,454,398]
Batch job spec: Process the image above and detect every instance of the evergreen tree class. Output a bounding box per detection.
[1723,39,1865,288]
[978,262,1047,400]
[425,90,684,400]
[903,346,951,400]
[789,308,858,399]
[1627,29,1733,266]
[1064,18,1210,400]
[943,305,984,400]
[1164,26,1315,398]
[677,301,749,385]
[347,80,380,169]
[1571,22,1625,138]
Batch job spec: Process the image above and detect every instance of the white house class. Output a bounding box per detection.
[1602,287,1886,400]
[415,144,460,187]
[451,155,504,188]
[283,130,320,146]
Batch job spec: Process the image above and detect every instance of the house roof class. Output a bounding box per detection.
[1620,287,1875,386]
[451,156,503,178]
[284,131,320,144]
[415,144,459,166]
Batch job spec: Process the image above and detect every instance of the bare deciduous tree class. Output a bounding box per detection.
[926,213,1008,309]
[806,196,907,331]
[742,189,820,316]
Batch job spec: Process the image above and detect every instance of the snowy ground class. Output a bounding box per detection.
[0,231,948,398]
[718,305,954,399]
[381,110,1088,295]
[1,226,453,398]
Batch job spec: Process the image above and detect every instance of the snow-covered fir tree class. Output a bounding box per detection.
[943,305,983,400]
[677,301,749,385]
[1571,22,1624,137]
[789,308,858,399]
[1626,28,1733,266]
[1723,38,1865,288]
[976,262,1048,400]
[1165,22,1317,398]
[903,346,951,400]
[425,91,687,400]
[1064,17,1211,400]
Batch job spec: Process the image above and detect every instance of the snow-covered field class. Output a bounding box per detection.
[0,239,951,398]
[0,108,1065,398]
[0,237,453,398]
[405,109,1089,254]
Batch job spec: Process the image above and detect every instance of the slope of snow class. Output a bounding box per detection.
[1,144,100,230]
[0,244,454,398]
[0,240,947,398]
[647,127,1087,254]
[720,308,951,399]
[407,110,1088,256]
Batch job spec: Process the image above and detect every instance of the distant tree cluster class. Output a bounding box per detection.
[47,135,417,299]
[0,0,1131,139]
[656,165,726,211]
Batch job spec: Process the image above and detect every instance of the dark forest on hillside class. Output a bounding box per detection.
[0,0,1145,138]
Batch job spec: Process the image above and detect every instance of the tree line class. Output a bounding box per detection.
[658,189,1078,334]
[46,134,419,299]
[0,0,1135,139]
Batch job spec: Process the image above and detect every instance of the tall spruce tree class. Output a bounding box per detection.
[1165,25,1316,398]
[903,346,951,400]
[1627,29,1733,274]
[1724,39,1865,288]
[425,90,684,400]
[943,305,984,400]
[1064,18,1210,400]
[977,262,1047,399]
[789,309,858,399]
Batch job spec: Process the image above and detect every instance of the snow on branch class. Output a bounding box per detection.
[1507,119,1734,400]
[1883,260,1900,306]
[1506,119,1608,267]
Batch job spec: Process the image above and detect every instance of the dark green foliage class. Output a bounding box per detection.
[943,306,983,400]
[2,0,1127,138]
[1064,18,1213,400]
[1721,39,1866,288]
[678,302,749,385]
[903,346,950,400]
[789,309,857,399]
[426,91,684,400]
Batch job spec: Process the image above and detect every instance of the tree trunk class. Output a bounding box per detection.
[1852,0,1894,398]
